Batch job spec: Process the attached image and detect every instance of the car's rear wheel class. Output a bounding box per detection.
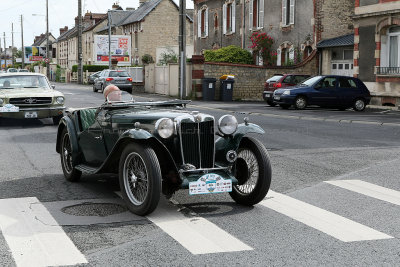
[294,96,307,110]
[279,104,290,109]
[229,137,271,206]
[60,128,81,182]
[101,84,105,93]
[353,98,366,111]
[119,143,161,216]
[52,115,62,125]
[93,83,98,92]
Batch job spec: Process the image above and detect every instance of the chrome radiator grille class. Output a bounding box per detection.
[180,120,214,168]
[9,97,52,105]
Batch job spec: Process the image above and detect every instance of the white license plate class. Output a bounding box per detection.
[274,96,280,100]
[189,173,232,195]
[25,111,38,118]
[264,93,271,97]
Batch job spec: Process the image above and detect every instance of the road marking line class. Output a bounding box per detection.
[260,191,393,242]
[146,198,253,254]
[0,197,87,267]
[325,180,400,206]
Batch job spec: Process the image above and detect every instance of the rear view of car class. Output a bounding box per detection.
[93,70,133,93]
[263,74,310,106]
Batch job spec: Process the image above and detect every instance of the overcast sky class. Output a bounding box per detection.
[0,0,194,50]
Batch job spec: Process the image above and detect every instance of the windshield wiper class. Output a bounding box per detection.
[23,86,39,88]
[1,87,14,89]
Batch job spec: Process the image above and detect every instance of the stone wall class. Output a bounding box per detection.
[203,52,318,100]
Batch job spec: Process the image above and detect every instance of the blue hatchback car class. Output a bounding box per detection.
[273,75,371,111]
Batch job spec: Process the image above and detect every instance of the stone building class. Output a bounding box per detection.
[353,0,400,106]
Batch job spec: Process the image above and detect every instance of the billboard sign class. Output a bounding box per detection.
[24,46,47,64]
[94,35,131,65]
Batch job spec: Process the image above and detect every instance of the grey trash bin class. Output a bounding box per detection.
[202,77,217,101]
[220,80,235,101]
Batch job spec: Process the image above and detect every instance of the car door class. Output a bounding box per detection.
[337,77,359,107]
[78,109,108,166]
[309,77,338,106]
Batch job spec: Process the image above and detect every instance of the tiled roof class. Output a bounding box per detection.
[32,33,56,46]
[96,10,133,33]
[120,0,162,26]
[317,34,354,48]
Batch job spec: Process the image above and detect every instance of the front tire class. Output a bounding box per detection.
[52,115,62,125]
[294,96,307,110]
[353,98,366,111]
[119,143,161,216]
[229,137,272,206]
[266,100,276,107]
[93,83,98,92]
[60,128,82,182]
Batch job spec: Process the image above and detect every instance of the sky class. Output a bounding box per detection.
[0,0,194,50]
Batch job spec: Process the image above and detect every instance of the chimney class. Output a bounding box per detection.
[139,0,147,6]
[112,3,122,10]
[59,26,68,35]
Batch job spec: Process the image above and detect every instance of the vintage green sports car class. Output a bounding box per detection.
[0,73,65,125]
[56,91,272,216]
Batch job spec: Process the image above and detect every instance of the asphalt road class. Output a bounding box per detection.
[0,82,399,266]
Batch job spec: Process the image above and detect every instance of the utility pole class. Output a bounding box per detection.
[78,0,83,84]
[21,15,25,68]
[108,10,112,69]
[46,0,50,79]
[178,0,186,99]
[3,33,6,67]
[11,23,14,67]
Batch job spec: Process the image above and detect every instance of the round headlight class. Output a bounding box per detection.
[56,96,65,104]
[218,115,238,135]
[155,118,174,139]
[0,99,3,105]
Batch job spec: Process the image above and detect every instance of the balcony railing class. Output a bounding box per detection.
[376,67,400,75]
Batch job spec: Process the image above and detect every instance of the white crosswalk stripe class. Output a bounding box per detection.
[0,197,87,267]
[259,190,393,242]
[325,180,400,206]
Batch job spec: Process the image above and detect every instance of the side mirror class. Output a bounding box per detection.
[51,85,56,89]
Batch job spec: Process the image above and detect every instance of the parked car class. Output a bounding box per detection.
[56,91,272,216]
[263,74,310,106]
[88,71,102,84]
[273,75,371,111]
[6,68,18,73]
[0,73,65,124]
[18,69,29,72]
[93,69,132,93]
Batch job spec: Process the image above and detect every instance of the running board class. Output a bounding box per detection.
[75,164,98,174]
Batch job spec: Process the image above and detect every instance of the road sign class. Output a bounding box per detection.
[44,58,50,63]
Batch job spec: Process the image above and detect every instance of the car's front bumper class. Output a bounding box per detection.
[273,95,295,105]
[0,106,65,119]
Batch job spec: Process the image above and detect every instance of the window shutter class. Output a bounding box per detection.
[198,10,201,38]
[289,47,295,61]
[277,49,281,66]
[249,0,253,31]
[223,4,227,34]
[232,3,236,33]
[205,8,209,37]
[289,0,295,25]
[381,34,388,67]
[259,0,264,29]
[282,0,287,26]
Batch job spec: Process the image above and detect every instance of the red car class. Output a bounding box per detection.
[263,74,310,106]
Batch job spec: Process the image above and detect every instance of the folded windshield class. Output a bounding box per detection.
[0,75,50,89]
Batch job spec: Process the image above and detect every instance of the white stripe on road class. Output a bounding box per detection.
[0,197,87,267]
[146,198,253,254]
[325,180,400,206]
[260,191,393,242]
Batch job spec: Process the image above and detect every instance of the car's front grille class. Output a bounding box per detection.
[9,97,52,105]
[180,120,214,169]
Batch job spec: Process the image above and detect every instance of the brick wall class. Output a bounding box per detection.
[203,53,318,100]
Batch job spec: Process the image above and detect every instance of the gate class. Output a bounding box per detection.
[155,66,169,95]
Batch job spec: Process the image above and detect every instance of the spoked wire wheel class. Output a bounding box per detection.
[230,137,272,206]
[123,152,149,206]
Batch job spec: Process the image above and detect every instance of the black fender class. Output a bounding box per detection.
[56,115,81,165]
[215,123,265,166]
[98,129,179,177]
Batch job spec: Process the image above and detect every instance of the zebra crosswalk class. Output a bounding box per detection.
[0,179,399,266]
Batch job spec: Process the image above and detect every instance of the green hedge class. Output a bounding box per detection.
[72,65,110,73]
[204,45,254,65]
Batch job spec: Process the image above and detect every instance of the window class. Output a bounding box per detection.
[338,77,357,88]
[223,2,235,34]
[249,0,264,30]
[303,46,312,59]
[282,0,295,26]
[380,26,400,68]
[198,7,208,38]
[315,77,337,89]
[214,13,218,29]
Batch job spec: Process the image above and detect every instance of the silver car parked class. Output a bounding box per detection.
[93,69,133,93]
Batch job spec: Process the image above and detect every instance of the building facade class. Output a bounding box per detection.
[353,0,400,106]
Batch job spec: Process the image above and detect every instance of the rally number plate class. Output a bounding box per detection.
[25,111,38,118]
[189,173,232,195]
